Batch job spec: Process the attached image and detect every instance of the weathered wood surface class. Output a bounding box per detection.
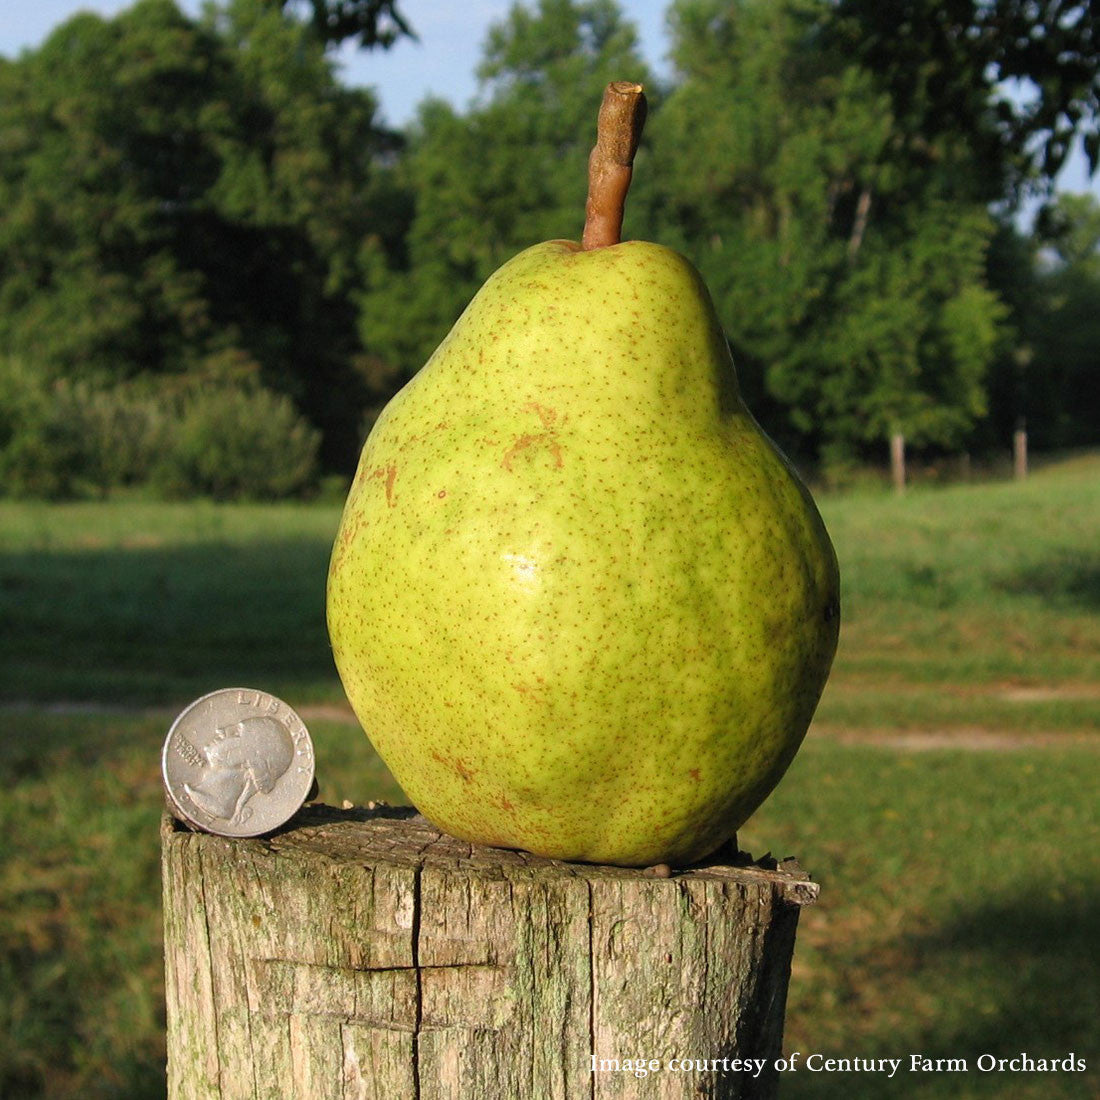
[162,805,817,1099]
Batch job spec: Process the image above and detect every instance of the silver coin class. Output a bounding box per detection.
[162,688,316,838]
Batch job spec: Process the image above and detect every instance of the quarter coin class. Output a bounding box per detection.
[162,688,316,837]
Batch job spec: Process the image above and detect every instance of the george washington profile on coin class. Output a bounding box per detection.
[184,715,296,826]
[163,688,315,837]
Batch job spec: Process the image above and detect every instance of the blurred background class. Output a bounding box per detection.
[1,1,1097,1097]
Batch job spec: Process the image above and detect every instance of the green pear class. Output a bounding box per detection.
[327,237,839,867]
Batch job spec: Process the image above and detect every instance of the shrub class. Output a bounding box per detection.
[152,382,320,500]
[53,381,170,494]
[0,359,320,501]
[0,359,85,499]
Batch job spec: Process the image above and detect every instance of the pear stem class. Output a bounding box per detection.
[581,82,647,251]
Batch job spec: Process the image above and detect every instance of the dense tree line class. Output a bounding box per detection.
[0,0,1097,496]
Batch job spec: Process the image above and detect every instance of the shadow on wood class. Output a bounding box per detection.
[162,805,817,1099]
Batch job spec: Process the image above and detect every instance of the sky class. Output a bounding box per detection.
[0,0,1096,203]
[0,1,673,127]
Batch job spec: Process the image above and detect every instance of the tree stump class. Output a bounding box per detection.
[162,805,817,1099]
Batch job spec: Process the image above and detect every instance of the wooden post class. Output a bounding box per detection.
[162,806,817,1099]
[890,431,906,494]
[1013,421,1028,480]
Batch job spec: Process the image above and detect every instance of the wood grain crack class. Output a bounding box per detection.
[411,862,422,1100]
[196,843,224,1098]
[587,879,596,1100]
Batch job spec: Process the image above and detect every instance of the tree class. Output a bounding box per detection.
[201,0,408,463]
[267,0,413,49]
[828,0,1100,208]
[1023,192,1100,447]
[356,0,654,396]
[650,0,1007,469]
[0,3,226,382]
[1037,190,1100,267]
[781,204,1005,462]
[0,0,405,470]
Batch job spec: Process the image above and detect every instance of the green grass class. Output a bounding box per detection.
[3,454,1098,726]
[806,452,1100,739]
[741,740,1100,1099]
[3,715,1095,1098]
[0,709,401,1098]
[2,455,1099,1096]
[0,498,344,703]
[819,454,1100,695]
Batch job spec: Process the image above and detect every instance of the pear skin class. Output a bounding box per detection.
[327,239,839,867]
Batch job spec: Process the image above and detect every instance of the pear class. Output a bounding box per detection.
[327,84,839,867]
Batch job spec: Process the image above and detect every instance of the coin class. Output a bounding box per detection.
[162,688,316,838]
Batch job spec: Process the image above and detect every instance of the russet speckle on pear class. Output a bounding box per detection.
[327,239,840,867]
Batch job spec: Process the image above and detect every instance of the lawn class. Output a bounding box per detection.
[1,454,1098,1097]
[742,739,1099,1100]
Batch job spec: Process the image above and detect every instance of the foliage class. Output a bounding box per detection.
[268,0,414,48]
[153,377,321,500]
[0,0,397,471]
[980,193,1100,451]
[1023,193,1100,447]
[0,360,85,499]
[1037,190,1100,266]
[76,386,172,493]
[828,0,1100,205]
[648,0,1008,461]
[356,0,654,388]
[792,205,1006,456]
[0,357,319,501]
[2,0,1099,485]
[0,359,177,498]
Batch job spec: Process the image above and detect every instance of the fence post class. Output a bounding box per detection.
[162,806,817,1099]
[1013,421,1028,480]
[890,431,906,493]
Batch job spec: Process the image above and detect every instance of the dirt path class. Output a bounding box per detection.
[0,699,360,723]
[826,677,1100,702]
[809,725,1099,750]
